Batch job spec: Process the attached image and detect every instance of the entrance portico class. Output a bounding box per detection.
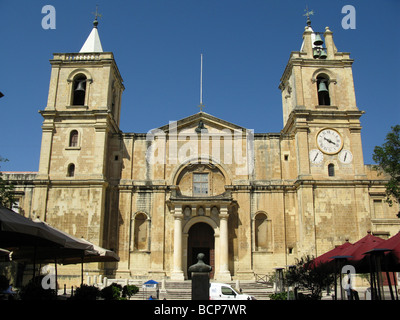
[168,196,234,282]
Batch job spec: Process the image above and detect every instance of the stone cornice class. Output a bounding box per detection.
[38,109,121,134]
[293,179,389,189]
[40,109,111,117]
[281,109,364,134]
[280,54,354,86]
[32,178,109,188]
[116,178,390,193]
[50,52,124,86]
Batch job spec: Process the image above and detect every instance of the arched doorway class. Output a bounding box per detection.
[187,223,215,279]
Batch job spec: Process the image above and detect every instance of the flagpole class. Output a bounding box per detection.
[200,53,203,107]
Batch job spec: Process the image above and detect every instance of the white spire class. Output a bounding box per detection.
[79,22,103,53]
[79,7,103,53]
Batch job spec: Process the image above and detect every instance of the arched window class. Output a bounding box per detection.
[72,74,87,106]
[328,163,335,177]
[255,212,272,251]
[316,75,330,106]
[69,130,79,147]
[67,163,75,177]
[134,213,148,250]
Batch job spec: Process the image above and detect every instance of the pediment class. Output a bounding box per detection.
[158,112,247,135]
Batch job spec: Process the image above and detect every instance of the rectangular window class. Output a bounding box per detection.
[328,164,335,177]
[373,199,384,219]
[193,173,208,195]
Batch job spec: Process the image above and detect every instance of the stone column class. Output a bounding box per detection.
[216,206,231,281]
[171,206,185,281]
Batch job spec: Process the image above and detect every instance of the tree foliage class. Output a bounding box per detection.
[72,284,101,300]
[285,255,334,300]
[0,156,15,208]
[99,283,139,300]
[373,125,400,207]
[100,282,122,300]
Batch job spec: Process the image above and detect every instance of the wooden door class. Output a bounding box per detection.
[188,222,215,279]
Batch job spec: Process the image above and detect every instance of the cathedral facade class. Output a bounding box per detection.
[6,19,399,284]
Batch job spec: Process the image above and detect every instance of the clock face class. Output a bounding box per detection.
[309,149,323,164]
[316,129,343,154]
[338,149,353,164]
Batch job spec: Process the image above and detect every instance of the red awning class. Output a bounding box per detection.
[364,231,400,271]
[331,232,385,272]
[311,240,352,267]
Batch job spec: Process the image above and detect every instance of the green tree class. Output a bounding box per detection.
[122,284,139,298]
[372,125,400,208]
[0,156,15,208]
[72,284,101,300]
[100,283,123,300]
[285,255,334,300]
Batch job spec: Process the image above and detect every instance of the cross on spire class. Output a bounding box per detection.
[303,6,314,26]
[92,5,102,28]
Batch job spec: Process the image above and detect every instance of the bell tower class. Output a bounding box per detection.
[33,17,124,246]
[280,19,359,124]
[36,17,124,181]
[279,15,366,180]
[278,13,369,258]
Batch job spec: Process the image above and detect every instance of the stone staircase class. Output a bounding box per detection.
[129,280,273,300]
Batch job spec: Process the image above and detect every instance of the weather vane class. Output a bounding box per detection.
[303,6,314,26]
[92,5,102,26]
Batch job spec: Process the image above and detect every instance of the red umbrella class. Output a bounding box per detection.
[365,231,400,271]
[311,240,353,301]
[363,232,400,300]
[311,240,352,268]
[326,232,384,300]
[332,232,384,270]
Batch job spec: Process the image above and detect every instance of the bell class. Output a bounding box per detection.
[313,33,324,46]
[319,49,327,59]
[75,80,86,92]
[313,48,320,59]
[195,120,207,133]
[318,81,329,93]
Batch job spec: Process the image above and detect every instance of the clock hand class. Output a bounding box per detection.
[324,137,335,145]
[314,153,318,161]
[344,152,347,162]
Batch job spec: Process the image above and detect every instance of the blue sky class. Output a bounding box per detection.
[0,0,399,172]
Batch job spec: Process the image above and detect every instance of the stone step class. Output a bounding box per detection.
[128,281,273,300]
[100,279,274,300]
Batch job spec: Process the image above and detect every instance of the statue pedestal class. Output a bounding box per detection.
[188,253,212,300]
